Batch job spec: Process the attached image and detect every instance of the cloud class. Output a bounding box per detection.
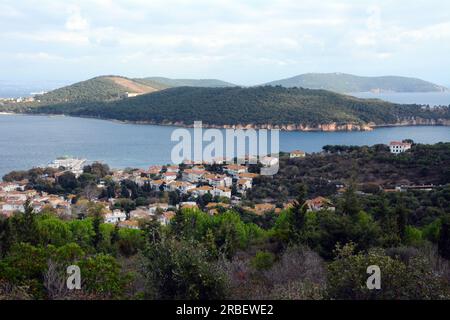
[65,7,89,31]
[0,0,449,84]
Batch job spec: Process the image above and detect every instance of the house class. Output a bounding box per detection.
[130,208,151,220]
[0,182,20,192]
[237,179,252,193]
[134,176,150,187]
[389,141,412,154]
[148,165,163,175]
[165,165,179,173]
[223,164,247,177]
[238,172,259,181]
[148,203,169,214]
[290,150,306,158]
[203,174,232,188]
[118,220,140,230]
[305,197,335,212]
[180,201,198,209]
[212,186,232,198]
[1,200,25,213]
[150,179,165,190]
[182,169,206,183]
[189,185,214,197]
[166,181,195,194]
[158,211,175,225]
[162,172,177,182]
[48,157,86,177]
[104,210,127,224]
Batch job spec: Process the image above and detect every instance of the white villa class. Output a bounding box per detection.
[389,141,412,154]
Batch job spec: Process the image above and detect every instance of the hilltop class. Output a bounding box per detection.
[24,86,450,130]
[265,73,448,93]
[137,77,236,88]
[33,75,236,104]
[36,76,164,103]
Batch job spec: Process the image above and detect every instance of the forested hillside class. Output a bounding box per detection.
[137,77,236,88]
[266,73,449,93]
[36,76,162,103]
[24,86,450,128]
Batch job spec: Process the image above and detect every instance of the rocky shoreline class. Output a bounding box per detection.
[122,118,450,132]
[3,112,450,132]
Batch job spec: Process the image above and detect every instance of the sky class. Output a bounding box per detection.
[1,0,450,86]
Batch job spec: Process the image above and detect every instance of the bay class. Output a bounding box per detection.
[1,114,450,177]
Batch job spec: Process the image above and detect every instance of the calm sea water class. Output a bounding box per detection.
[1,114,450,177]
[350,92,450,106]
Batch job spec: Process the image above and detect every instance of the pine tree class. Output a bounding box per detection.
[110,223,120,245]
[291,184,308,242]
[92,208,104,250]
[438,215,450,260]
[396,198,408,242]
[342,183,361,217]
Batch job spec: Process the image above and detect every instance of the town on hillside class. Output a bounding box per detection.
[0,140,428,228]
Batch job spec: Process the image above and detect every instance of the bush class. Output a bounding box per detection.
[251,251,275,271]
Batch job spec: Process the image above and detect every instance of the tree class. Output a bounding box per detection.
[290,184,308,242]
[78,254,128,298]
[327,243,449,299]
[341,183,361,217]
[142,239,228,299]
[9,200,39,245]
[57,171,79,192]
[438,215,450,260]
[395,198,408,242]
[90,206,104,250]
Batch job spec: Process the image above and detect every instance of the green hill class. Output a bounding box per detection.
[33,75,236,104]
[36,75,163,103]
[25,86,450,129]
[265,73,448,93]
[137,77,237,88]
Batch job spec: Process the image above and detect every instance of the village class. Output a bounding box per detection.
[0,140,423,230]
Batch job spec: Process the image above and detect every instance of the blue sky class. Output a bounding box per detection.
[1,0,449,86]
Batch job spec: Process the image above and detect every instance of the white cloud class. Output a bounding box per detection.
[65,7,89,31]
[0,0,449,84]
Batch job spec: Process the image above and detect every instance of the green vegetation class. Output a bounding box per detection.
[1,144,450,299]
[11,86,450,127]
[137,77,236,88]
[248,143,450,202]
[265,72,449,93]
[37,76,153,103]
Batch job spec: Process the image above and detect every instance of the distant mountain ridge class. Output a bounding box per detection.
[265,73,448,93]
[35,75,237,103]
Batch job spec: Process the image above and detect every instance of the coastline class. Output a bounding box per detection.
[2,111,450,132]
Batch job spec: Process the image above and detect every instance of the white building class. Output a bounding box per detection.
[289,150,306,158]
[48,157,86,176]
[389,141,412,154]
[212,187,232,198]
[148,203,169,214]
[104,210,127,224]
[182,169,206,183]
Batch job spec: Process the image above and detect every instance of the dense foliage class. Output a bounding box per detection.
[13,86,450,127]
